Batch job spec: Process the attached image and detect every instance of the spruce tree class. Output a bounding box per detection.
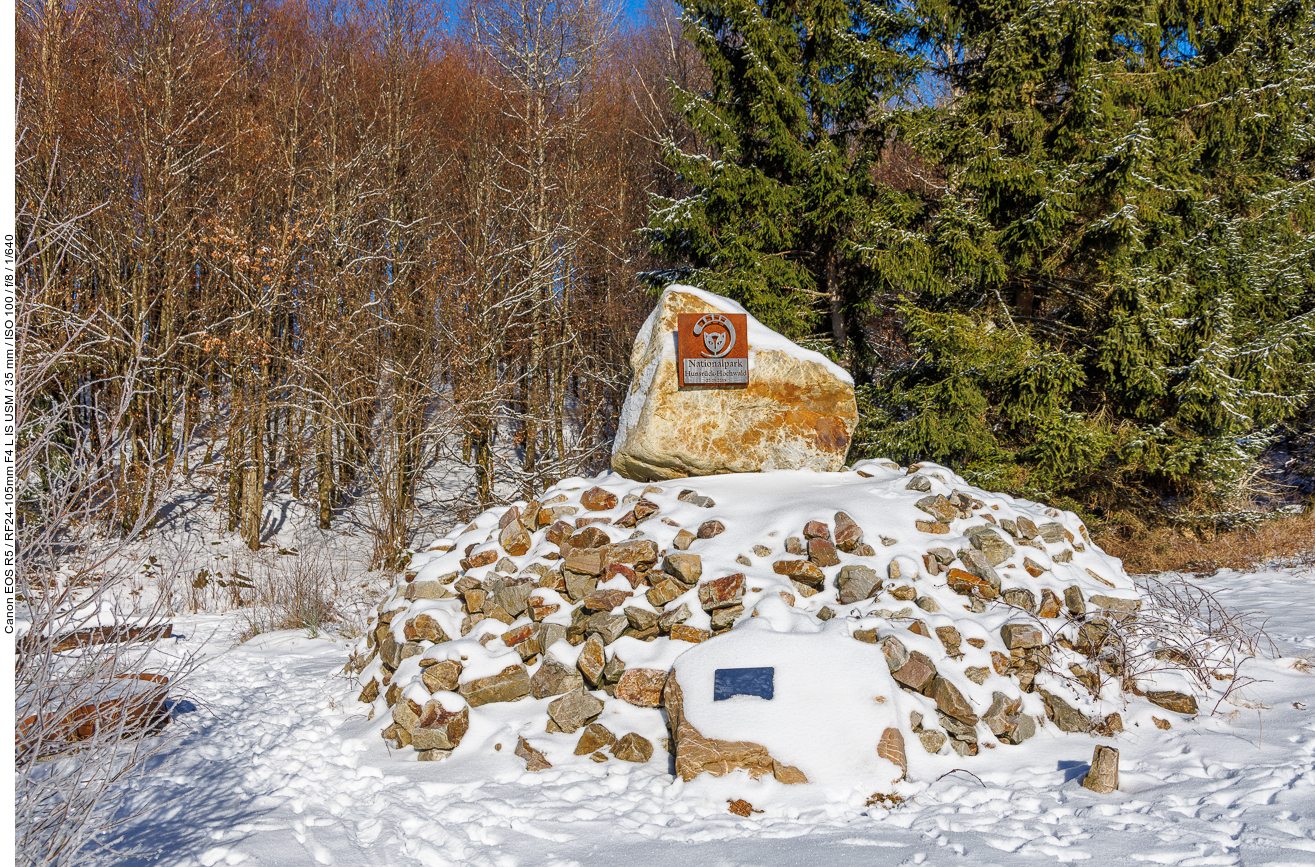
[869,0,1315,518]
[643,0,928,369]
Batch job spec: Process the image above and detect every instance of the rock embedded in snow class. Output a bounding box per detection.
[610,286,858,481]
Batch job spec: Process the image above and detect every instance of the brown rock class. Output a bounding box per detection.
[892,651,937,692]
[616,668,667,707]
[581,486,618,511]
[359,677,380,703]
[411,701,469,751]
[928,677,978,725]
[1064,585,1087,616]
[664,672,807,784]
[548,688,604,733]
[991,651,1010,675]
[834,511,865,552]
[499,522,532,556]
[528,598,561,621]
[1147,691,1198,715]
[698,573,745,611]
[568,526,612,550]
[916,495,958,524]
[1153,716,1172,730]
[772,559,825,585]
[612,733,654,763]
[785,536,806,555]
[663,553,703,585]
[877,727,907,781]
[577,634,606,687]
[658,602,692,632]
[808,538,840,568]
[1040,689,1090,733]
[645,579,684,608]
[669,624,710,643]
[1023,557,1047,578]
[916,520,949,535]
[946,568,999,599]
[545,520,575,546]
[880,636,910,671]
[837,564,880,604]
[531,655,584,698]
[564,549,605,577]
[935,625,963,657]
[1038,589,1064,618]
[515,736,552,771]
[711,605,743,631]
[610,288,858,481]
[672,529,696,550]
[1082,745,1119,794]
[465,549,498,569]
[582,588,633,612]
[803,520,831,541]
[1000,622,1044,649]
[727,798,758,817]
[404,614,449,644]
[697,520,726,539]
[1002,587,1037,613]
[891,585,916,601]
[602,540,661,572]
[461,664,531,707]
[574,722,617,755]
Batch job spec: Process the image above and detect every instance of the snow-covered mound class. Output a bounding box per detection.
[350,461,1219,797]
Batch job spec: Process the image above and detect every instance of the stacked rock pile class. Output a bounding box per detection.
[349,460,1209,779]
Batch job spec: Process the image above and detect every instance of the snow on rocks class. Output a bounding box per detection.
[609,285,858,480]
[351,461,1227,797]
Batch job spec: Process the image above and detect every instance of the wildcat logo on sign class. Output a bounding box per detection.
[677,312,749,387]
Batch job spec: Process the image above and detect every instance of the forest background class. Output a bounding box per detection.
[15,0,1315,576]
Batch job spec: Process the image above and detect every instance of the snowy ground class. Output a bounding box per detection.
[98,552,1315,867]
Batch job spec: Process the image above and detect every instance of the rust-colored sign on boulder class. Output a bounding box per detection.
[676,312,749,387]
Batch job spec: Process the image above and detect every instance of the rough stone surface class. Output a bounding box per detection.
[663,553,703,585]
[531,655,584,699]
[698,573,745,611]
[1040,689,1090,733]
[548,688,605,733]
[581,487,618,511]
[515,736,552,771]
[928,676,978,725]
[697,520,726,539]
[877,727,907,781]
[1001,622,1044,649]
[615,668,667,707]
[612,733,655,763]
[411,701,469,751]
[1147,691,1199,715]
[574,723,617,755]
[833,511,864,552]
[577,635,606,687]
[1083,745,1119,793]
[460,665,531,707]
[837,565,880,604]
[808,538,840,568]
[610,288,858,480]
[663,672,807,784]
[772,559,825,585]
[893,651,937,692]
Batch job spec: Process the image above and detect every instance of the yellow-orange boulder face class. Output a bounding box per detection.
[611,286,858,481]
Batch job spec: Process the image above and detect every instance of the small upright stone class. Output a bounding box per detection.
[833,511,864,552]
[612,733,654,763]
[1082,745,1119,794]
[697,520,725,539]
[548,688,604,733]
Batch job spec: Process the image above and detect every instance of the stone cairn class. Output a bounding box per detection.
[349,462,1206,777]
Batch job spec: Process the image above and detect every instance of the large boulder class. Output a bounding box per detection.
[611,286,858,481]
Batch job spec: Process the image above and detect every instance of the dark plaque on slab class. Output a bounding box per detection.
[677,312,749,387]
[713,667,774,701]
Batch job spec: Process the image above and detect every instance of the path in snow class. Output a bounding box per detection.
[108,566,1315,867]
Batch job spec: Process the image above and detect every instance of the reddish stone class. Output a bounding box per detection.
[772,559,825,585]
[946,567,999,599]
[697,573,745,611]
[669,624,710,643]
[581,486,618,511]
[582,588,633,612]
[616,668,667,707]
[803,520,831,541]
[833,511,864,553]
[877,727,907,780]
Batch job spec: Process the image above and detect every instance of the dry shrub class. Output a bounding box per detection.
[1095,510,1315,574]
[233,549,354,642]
